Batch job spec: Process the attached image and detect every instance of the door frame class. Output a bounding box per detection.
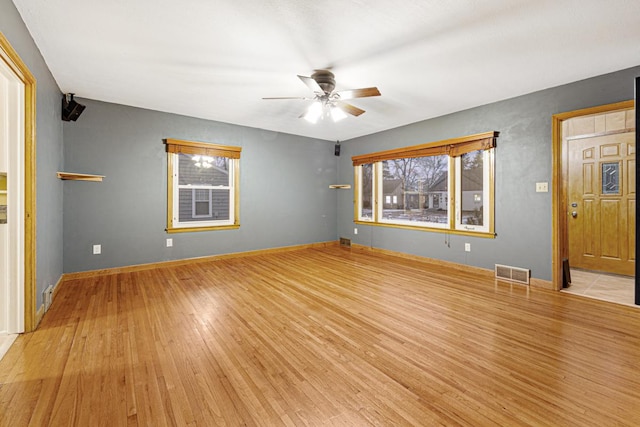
[0,32,37,332]
[636,78,640,306]
[551,100,635,291]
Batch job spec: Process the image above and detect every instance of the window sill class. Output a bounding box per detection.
[166,224,240,234]
[353,220,496,239]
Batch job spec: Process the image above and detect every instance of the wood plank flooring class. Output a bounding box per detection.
[1,246,640,426]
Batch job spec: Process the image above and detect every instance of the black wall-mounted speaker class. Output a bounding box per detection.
[334,143,341,156]
[62,94,85,122]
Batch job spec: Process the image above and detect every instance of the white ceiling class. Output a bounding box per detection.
[12,0,640,142]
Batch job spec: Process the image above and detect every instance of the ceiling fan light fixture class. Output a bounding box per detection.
[304,102,323,123]
[330,105,348,122]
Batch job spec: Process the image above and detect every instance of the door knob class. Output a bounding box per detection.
[571,211,578,218]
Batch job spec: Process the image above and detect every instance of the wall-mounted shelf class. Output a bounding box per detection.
[57,172,105,182]
[329,184,351,189]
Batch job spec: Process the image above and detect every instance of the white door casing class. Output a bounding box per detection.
[0,52,25,334]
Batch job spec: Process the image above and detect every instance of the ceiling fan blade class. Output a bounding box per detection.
[262,96,309,100]
[298,75,324,93]
[336,101,365,117]
[335,87,381,100]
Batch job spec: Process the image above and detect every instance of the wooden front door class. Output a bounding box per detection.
[568,131,636,276]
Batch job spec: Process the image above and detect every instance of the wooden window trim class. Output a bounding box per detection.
[165,139,241,233]
[352,131,498,238]
[352,131,498,166]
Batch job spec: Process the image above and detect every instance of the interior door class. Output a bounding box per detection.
[568,132,636,276]
[0,47,26,334]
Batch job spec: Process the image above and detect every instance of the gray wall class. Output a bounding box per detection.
[339,66,640,281]
[3,0,639,284]
[1,1,64,308]
[62,99,338,272]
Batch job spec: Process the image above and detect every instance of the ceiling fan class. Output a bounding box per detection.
[263,70,381,123]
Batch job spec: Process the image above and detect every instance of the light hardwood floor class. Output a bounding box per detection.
[1,246,640,426]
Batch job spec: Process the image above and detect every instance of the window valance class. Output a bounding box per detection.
[352,131,498,166]
[165,138,242,159]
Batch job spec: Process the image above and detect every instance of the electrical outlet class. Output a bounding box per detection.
[465,243,471,252]
[354,228,358,235]
[166,238,173,247]
[93,244,101,255]
[536,182,548,192]
[43,285,54,312]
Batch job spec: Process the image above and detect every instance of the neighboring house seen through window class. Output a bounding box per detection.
[352,131,498,237]
[166,139,241,232]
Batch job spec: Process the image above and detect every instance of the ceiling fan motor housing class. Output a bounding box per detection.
[311,70,336,94]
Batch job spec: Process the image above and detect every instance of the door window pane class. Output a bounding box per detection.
[601,162,620,194]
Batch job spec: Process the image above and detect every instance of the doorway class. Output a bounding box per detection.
[552,101,636,305]
[0,40,26,336]
[0,33,37,333]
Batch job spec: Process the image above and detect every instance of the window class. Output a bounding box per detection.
[165,139,241,232]
[455,149,491,233]
[353,131,497,237]
[358,163,374,221]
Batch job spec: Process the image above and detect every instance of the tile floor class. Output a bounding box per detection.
[562,268,637,307]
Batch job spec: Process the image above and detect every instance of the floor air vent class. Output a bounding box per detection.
[495,264,530,285]
[339,237,351,247]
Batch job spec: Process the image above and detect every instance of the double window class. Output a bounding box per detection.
[165,139,241,232]
[353,131,498,237]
